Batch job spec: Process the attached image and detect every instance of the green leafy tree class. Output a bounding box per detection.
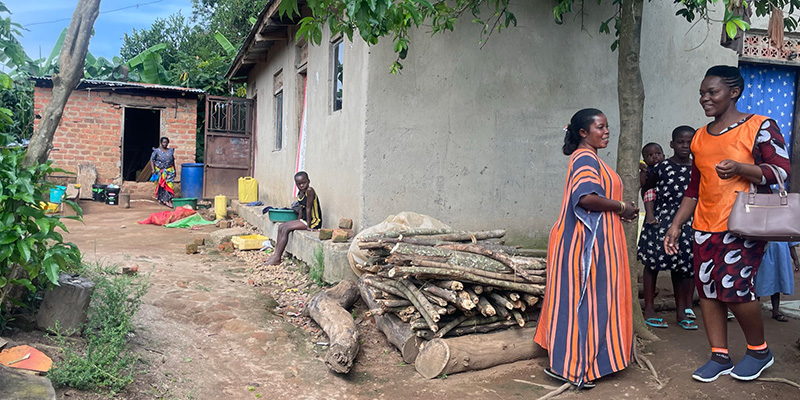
[191,0,270,47]
[0,1,87,328]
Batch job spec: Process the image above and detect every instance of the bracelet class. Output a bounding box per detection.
[617,200,626,215]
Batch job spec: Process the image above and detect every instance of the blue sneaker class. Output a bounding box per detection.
[730,351,774,381]
[691,359,734,382]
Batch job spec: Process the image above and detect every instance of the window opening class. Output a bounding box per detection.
[332,40,343,111]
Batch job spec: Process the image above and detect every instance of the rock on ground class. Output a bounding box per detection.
[209,228,252,246]
[0,365,56,400]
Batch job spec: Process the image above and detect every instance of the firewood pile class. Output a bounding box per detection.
[356,228,546,343]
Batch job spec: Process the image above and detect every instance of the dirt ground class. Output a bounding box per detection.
[5,200,800,399]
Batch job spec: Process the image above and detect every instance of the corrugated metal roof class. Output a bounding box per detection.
[32,77,205,94]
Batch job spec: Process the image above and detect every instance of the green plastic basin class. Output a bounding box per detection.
[268,209,298,222]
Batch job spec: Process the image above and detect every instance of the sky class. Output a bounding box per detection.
[5,0,194,61]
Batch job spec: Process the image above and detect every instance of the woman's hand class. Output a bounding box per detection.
[664,224,681,255]
[619,201,639,222]
[645,216,659,225]
[715,159,741,180]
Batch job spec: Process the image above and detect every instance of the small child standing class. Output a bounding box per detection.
[637,127,696,329]
[265,171,322,265]
[639,142,665,227]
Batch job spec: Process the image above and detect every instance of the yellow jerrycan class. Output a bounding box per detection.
[238,177,258,203]
[215,195,227,220]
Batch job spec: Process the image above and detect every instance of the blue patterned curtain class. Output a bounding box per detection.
[738,63,796,159]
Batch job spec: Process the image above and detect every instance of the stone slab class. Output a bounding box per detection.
[0,365,56,400]
[209,227,252,246]
[235,201,357,284]
[76,163,97,200]
[35,274,94,334]
[761,299,800,320]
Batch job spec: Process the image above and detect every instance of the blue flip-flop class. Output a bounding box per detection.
[645,317,668,328]
[678,319,698,330]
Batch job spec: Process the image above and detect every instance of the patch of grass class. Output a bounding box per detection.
[48,263,150,394]
[309,244,324,287]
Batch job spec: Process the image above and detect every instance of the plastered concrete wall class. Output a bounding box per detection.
[248,42,303,206]
[361,2,622,247]
[34,86,196,195]
[640,1,736,147]
[248,32,368,230]
[360,2,734,247]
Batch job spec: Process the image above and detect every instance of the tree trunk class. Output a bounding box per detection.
[358,277,422,363]
[305,280,361,373]
[23,0,102,167]
[414,327,540,379]
[617,0,658,340]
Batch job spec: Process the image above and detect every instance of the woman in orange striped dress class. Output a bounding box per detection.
[534,108,637,388]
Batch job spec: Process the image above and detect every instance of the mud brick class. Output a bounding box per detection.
[193,237,205,246]
[122,265,139,275]
[338,218,353,229]
[219,241,234,253]
[186,243,198,254]
[332,229,349,243]
[318,229,334,240]
[235,217,244,226]
[343,228,355,239]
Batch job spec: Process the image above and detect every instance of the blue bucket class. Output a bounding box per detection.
[181,163,204,199]
[50,186,66,203]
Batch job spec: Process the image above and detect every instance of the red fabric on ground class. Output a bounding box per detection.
[137,207,196,226]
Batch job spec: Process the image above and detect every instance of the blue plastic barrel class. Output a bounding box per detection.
[180,163,204,199]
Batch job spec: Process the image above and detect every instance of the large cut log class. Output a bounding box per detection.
[415,327,539,379]
[390,243,511,273]
[358,277,422,363]
[306,280,361,374]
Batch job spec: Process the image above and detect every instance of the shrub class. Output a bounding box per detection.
[48,265,150,393]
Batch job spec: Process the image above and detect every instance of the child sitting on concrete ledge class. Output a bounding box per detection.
[265,171,322,265]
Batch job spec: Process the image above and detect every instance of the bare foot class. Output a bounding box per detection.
[264,256,281,266]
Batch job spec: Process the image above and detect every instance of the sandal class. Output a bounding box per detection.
[645,317,668,328]
[727,311,735,320]
[772,313,789,322]
[543,368,596,389]
[685,308,696,320]
[679,319,699,330]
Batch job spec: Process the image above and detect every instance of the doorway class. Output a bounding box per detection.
[122,108,160,181]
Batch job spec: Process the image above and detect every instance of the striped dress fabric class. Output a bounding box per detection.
[534,148,633,385]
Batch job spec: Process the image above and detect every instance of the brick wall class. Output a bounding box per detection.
[33,86,197,196]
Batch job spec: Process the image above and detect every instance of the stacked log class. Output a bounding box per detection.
[357,229,546,349]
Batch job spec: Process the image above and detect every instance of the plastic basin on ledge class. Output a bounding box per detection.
[268,209,298,222]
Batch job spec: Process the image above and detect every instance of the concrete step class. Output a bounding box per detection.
[234,201,357,284]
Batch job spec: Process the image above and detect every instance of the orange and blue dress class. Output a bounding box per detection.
[534,148,633,386]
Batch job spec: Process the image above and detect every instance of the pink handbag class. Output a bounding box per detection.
[728,164,800,241]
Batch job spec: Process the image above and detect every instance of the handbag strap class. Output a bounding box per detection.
[763,164,788,195]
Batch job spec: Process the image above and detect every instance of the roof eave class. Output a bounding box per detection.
[225,0,299,83]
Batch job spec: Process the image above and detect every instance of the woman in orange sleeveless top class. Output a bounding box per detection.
[535,108,638,389]
[665,66,791,383]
